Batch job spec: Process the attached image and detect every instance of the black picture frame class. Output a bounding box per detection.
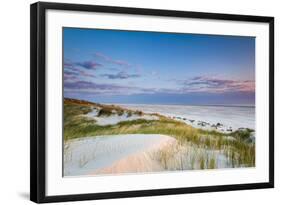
[30,1,274,203]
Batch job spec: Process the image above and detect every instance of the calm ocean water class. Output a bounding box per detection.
[119,104,255,131]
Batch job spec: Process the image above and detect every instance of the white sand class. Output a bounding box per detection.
[64,134,176,176]
[86,110,158,126]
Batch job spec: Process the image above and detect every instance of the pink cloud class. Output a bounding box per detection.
[182,76,255,93]
[94,52,131,67]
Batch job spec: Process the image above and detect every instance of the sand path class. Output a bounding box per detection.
[64,134,176,176]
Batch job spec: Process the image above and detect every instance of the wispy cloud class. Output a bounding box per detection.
[182,76,255,93]
[64,80,156,95]
[101,71,141,79]
[79,70,95,78]
[64,61,75,69]
[64,70,78,76]
[64,73,78,81]
[94,52,131,67]
[64,60,96,79]
[64,60,102,70]
[75,61,102,70]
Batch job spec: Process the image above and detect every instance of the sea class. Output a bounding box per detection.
[118,104,255,132]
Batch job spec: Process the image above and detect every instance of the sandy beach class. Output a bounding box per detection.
[120,103,255,133]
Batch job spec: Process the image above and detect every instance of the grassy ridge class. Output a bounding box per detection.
[63,98,255,168]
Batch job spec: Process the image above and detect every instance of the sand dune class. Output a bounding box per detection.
[64,134,176,176]
[86,108,158,126]
[92,152,163,175]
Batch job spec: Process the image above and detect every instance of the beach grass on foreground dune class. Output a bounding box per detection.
[63,98,255,168]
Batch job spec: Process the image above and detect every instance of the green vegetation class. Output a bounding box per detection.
[63,98,255,169]
[97,107,114,116]
[209,157,216,169]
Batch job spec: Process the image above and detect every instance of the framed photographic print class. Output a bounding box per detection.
[30,2,274,203]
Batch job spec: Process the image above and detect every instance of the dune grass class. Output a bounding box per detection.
[63,98,255,169]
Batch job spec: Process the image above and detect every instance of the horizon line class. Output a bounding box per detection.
[63,97,255,108]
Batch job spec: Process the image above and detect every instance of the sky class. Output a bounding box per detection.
[63,27,255,105]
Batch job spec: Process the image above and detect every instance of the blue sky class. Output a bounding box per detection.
[63,27,255,105]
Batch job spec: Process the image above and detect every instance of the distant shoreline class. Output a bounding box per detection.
[65,98,255,108]
[116,103,255,109]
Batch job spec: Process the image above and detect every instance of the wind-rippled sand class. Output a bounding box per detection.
[64,134,176,176]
